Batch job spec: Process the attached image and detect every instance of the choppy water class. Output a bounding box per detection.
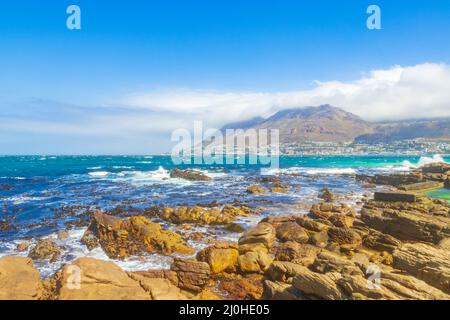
[0,154,448,276]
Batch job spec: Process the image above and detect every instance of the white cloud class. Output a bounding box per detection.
[123,63,450,125]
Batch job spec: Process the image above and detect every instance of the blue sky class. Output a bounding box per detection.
[0,0,450,154]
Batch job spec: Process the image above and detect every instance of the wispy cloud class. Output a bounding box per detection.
[123,63,450,125]
[1,63,450,141]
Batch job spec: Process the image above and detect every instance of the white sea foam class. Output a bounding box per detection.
[261,167,356,175]
[88,171,110,177]
[4,195,48,205]
[417,154,447,167]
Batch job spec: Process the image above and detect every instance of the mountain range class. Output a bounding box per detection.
[221,105,450,144]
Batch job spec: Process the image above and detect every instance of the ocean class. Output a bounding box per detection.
[0,154,448,276]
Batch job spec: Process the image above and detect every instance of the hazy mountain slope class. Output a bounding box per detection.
[227,105,375,143]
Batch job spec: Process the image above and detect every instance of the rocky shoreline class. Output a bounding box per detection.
[1,165,449,300]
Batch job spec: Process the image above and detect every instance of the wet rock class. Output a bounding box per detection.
[170,168,212,181]
[196,242,239,274]
[54,257,150,300]
[87,212,193,259]
[56,230,69,240]
[171,258,211,293]
[16,242,29,252]
[238,251,273,274]
[246,185,267,195]
[276,222,309,243]
[80,229,99,250]
[393,243,450,294]
[0,256,44,300]
[238,222,276,249]
[28,239,61,262]
[318,188,336,202]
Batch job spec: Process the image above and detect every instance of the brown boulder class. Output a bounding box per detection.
[327,227,362,250]
[246,185,267,195]
[275,241,320,266]
[55,257,150,300]
[28,239,61,262]
[276,222,309,243]
[238,251,273,274]
[87,212,193,259]
[196,242,239,274]
[171,258,211,293]
[393,243,450,294]
[0,257,44,300]
[170,168,212,181]
[238,222,276,249]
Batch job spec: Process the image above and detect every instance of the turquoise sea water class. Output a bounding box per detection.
[0,154,448,275]
[426,189,450,202]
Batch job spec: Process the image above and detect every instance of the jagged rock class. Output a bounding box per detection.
[292,267,345,300]
[327,227,362,250]
[160,205,248,225]
[86,212,193,259]
[266,261,308,283]
[238,222,276,249]
[337,270,450,300]
[238,251,273,274]
[218,274,264,300]
[54,257,150,300]
[275,242,320,266]
[246,185,267,195]
[269,186,290,193]
[81,229,99,250]
[393,243,450,294]
[169,168,212,181]
[362,229,402,253]
[310,251,363,276]
[310,203,356,221]
[171,258,211,293]
[308,230,329,248]
[196,242,239,274]
[361,200,450,244]
[276,222,309,243]
[0,257,44,300]
[262,280,301,300]
[296,216,331,232]
[28,239,61,262]
[319,188,336,202]
[16,242,29,252]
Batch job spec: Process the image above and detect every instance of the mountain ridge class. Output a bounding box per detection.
[221,105,450,144]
